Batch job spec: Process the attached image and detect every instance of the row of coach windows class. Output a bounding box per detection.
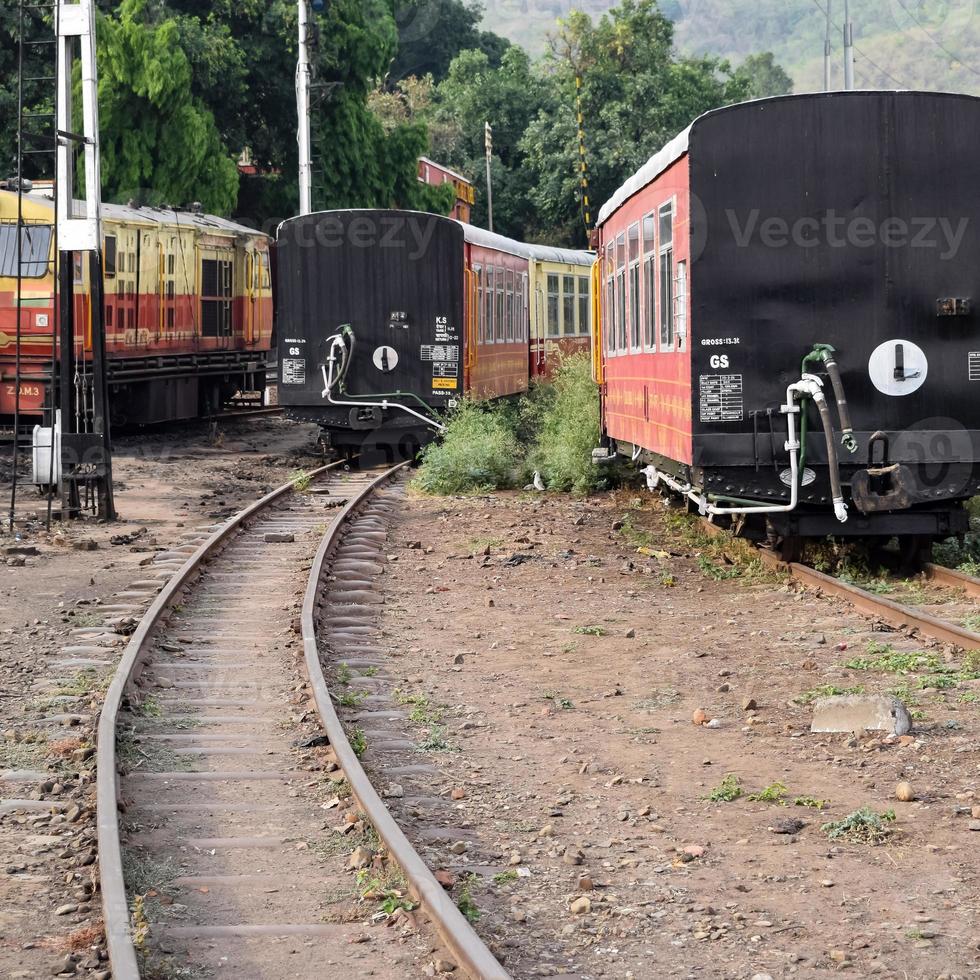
[605,200,687,355]
[545,273,590,337]
[475,265,528,343]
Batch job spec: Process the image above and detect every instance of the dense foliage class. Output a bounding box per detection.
[414,353,604,495]
[2,0,791,237]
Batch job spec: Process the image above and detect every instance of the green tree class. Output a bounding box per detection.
[731,51,793,99]
[430,45,554,238]
[521,0,751,244]
[390,0,510,83]
[95,0,239,213]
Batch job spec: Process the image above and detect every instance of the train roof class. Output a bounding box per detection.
[596,90,980,226]
[0,188,267,240]
[461,222,592,266]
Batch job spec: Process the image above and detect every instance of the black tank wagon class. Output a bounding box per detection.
[596,91,980,556]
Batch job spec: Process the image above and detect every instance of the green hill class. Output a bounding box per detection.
[481,0,980,95]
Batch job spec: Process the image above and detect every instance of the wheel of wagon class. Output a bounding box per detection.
[778,535,804,564]
[897,534,932,571]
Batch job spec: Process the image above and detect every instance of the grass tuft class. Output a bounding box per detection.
[705,773,742,802]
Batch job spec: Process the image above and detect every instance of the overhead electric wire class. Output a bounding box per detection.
[809,0,913,89]
[891,0,980,79]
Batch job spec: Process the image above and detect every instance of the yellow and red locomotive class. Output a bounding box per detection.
[0,184,273,425]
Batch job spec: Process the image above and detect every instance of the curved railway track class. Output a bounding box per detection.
[96,460,507,979]
[700,519,980,649]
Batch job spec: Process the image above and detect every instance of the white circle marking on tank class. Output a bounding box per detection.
[868,339,928,396]
[373,345,398,373]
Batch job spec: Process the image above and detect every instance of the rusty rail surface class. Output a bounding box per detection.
[301,461,511,980]
[699,519,980,649]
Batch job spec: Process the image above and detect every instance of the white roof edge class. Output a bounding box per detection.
[1,189,267,239]
[596,124,692,226]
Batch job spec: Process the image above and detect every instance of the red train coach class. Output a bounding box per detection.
[595,92,980,552]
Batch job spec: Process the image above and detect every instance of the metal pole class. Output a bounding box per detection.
[88,249,115,519]
[484,121,493,234]
[824,0,832,91]
[843,0,855,90]
[9,0,25,531]
[296,0,312,215]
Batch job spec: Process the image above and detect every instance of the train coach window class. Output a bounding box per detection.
[0,223,52,278]
[475,266,484,343]
[659,249,674,349]
[659,201,674,350]
[547,273,560,337]
[604,244,615,354]
[643,254,657,350]
[496,268,505,342]
[505,269,515,341]
[104,235,116,278]
[659,202,673,245]
[577,276,590,335]
[484,267,494,343]
[201,257,233,337]
[563,275,575,335]
[521,273,529,341]
[615,233,626,351]
[628,222,641,349]
[674,260,687,351]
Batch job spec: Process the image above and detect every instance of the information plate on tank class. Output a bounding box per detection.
[281,358,306,384]
[969,352,980,381]
[433,362,457,378]
[421,344,459,362]
[699,374,743,422]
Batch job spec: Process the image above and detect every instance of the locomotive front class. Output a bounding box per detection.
[276,210,466,456]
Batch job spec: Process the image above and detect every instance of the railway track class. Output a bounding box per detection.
[700,519,980,649]
[97,460,507,979]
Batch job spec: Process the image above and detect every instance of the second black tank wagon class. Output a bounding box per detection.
[275,209,592,457]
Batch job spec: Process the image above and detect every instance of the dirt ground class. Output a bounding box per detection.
[0,417,324,979]
[361,488,980,980]
[2,427,978,979]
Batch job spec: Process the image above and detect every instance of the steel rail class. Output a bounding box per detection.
[301,462,511,980]
[96,458,348,980]
[922,561,980,600]
[698,518,980,649]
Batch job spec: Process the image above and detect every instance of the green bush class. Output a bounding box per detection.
[532,353,603,495]
[413,400,524,495]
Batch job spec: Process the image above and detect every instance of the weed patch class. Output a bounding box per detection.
[705,774,742,802]
[821,807,895,845]
[794,796,827,809]
[531,354,604,494]
[747,781,788,805]
[418,724,455,752]
[414,401,524,494]
[456,874,480,922]
[573,624,607,636]
[794,684,864,706]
